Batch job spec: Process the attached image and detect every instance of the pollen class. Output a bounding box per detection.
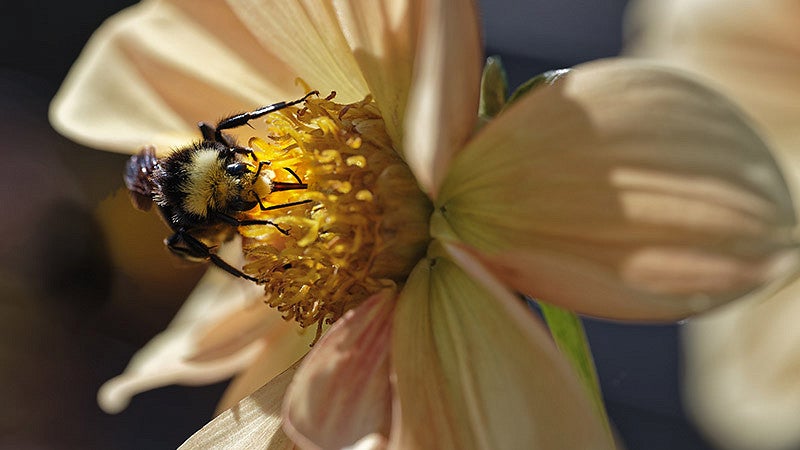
[238,94,432,341]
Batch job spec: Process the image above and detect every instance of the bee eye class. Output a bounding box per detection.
[226,162,251,176]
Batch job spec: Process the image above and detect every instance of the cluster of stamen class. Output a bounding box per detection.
[238,94,431,339]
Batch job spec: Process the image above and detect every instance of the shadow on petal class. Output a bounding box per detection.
[335,0,420,149]
[180,362,300,450]
[282,290,396,449]
[390,244,613,449]
[436,59,799,321]
[97,246,266,414]
[403,0,482,196]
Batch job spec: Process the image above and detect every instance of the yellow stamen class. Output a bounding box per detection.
[239,95,431,341]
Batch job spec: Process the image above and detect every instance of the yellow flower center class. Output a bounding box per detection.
[238,94,431,340]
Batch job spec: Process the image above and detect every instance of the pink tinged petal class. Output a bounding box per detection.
[283,291,396,449]
[333,0,420,149]
[98,248,268,414]
[50,0,298,153]
[403,0,482,197]
[216,320,316,414]
[434,58,800,321]
[683,277,800,450]
[179,362,300,450]
[390,243,613,450]
[226,0,369,104]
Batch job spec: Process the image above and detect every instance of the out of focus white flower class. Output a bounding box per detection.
[626,2,800,449]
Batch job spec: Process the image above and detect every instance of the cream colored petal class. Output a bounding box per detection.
[627,4,800,448]
[283,291,395,449]
[683,276,800,450]
[435,58,799,321]
[626,0,800,212]
[179,362,299,450]
[389,243,612,450]
[98,245,268,414]
[333,0,420,150]
[226,0,369,104]
[50,0,299,153]
[403,0,482,197]
[216,320,315,414]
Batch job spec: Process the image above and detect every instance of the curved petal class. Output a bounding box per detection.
[683,277,800,450]
[403,0,482,197]
[282,291,395,449]
[98,250,268,414]
[390,243,612,449]
[179,362,299,450]
[435,58,799,321]
[215,317,316,413]
[625,0,800,201]
[226,0,369,104]
[50,0,300,153]
[627,4,800,449]
[333,0,420,149]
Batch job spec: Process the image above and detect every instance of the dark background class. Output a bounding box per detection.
[0,1,715,448]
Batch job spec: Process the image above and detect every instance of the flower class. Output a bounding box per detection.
[626,1,800,449]
[51,0,799,448]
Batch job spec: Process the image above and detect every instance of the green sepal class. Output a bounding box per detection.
[506,68,571,106]
[478,55,509,121]
[537,300,615,444]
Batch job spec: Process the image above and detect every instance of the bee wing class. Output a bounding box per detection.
[124,145,159,211]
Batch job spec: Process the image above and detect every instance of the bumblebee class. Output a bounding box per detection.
[123,91,318,282]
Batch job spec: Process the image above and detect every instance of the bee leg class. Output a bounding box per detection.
[199,122,259,162]
[199,122,257,161]
[283,167,303,184]
[250,161,307,191]
[213,91,319,142]
[255,198,313,212]
[228,146,258,161]
[166,231,259,282]
[253,161,271,176]
[197,121,238,150]
[198,122,217,141]
[215,212,291,236]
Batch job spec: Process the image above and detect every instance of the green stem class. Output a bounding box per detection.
[538,301,615,444]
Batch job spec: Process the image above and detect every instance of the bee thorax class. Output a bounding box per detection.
[181,148,248,217]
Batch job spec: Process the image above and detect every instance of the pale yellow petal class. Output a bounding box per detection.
[403,0,482,197]
[226,0,369,103]
[98,247,267,414]
[333,0,420,149]
[625,0,800,179]
[50,0,298,153]
[189,296,280,363]
[627,4,800,448]
[216,320,315,413]
[180,362,299,450]
[435,58,799,321]
[390,243,612,450]
[683,277,800,450]
[283,291,394,449]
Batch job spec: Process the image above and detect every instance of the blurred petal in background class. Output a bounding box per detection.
[626,1,800,449]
